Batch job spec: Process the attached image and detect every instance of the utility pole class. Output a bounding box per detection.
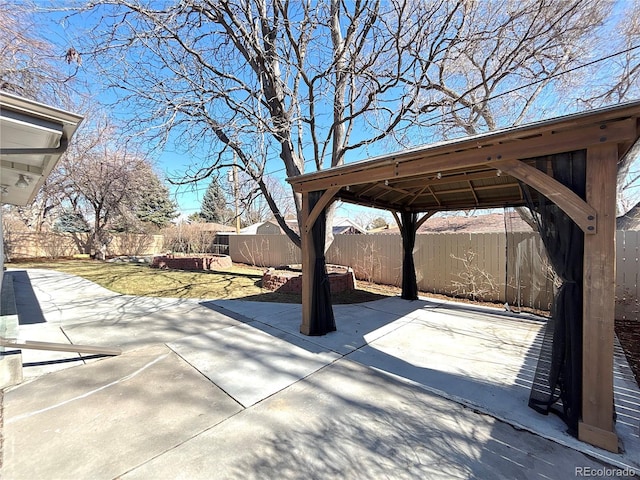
[233,157,240,234]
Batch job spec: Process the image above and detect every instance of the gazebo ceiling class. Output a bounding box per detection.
[288,101,640,214]
[336,163,530,212]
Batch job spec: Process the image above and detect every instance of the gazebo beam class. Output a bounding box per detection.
[303,187,340,234]
[416,211,436,229]
[291,119,636,194]
[578,143,619,453]
[493,159,597,234]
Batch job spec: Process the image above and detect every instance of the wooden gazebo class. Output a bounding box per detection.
[287,101,640,453]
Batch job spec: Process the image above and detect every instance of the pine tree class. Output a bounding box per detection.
[135,176,178,229]
[53,210,90,233]
[200,178,228,223]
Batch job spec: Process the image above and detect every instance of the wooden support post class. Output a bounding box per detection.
[300,192,314,335]
[304,187,340,234]
[579,143,619,453]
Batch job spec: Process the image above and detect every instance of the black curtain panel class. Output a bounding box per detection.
[308,190,336,336]
[524,150,586,436]
[400,211,419,300]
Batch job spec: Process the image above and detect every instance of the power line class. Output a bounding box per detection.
[171,43,640,199]
[421,43,640,129]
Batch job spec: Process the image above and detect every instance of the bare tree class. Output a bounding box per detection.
[613,3,640,217]
[578,0,640,107]
[0,0,81,106]
[68,0,615,248]
[225,172,296,226]
[569,0,640,217]
[54,117,172,252]
[419,0,611,139]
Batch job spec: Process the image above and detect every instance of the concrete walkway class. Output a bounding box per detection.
[2,269,639,479]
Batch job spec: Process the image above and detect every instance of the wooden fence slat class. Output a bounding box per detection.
[615,230,640,321]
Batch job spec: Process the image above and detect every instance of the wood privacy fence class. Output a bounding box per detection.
[229,231,640,321]
[617,230,640,321]
[4,229,638,320]
[4,232,164,259]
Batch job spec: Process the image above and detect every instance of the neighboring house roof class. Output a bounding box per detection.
[284,218,299,233]
[371,212,534,234]
[240,220,278,234]
[331,217,367,234]
[239,217,367,235]
[190,222,236,232]
[0,91,83,206]
[284,217,366,235]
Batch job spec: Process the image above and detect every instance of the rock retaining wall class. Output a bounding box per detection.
[262,267,356,294]
[151,255,232,270]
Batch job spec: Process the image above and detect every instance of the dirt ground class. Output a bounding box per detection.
[615,319,640,386]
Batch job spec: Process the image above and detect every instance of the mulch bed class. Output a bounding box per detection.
[615,319,640,386]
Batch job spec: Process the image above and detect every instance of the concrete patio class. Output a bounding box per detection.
[1,268,639,479]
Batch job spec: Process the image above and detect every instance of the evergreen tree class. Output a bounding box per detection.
[200,178,228,223]
[53,210,90,233]
[135,175,178,229]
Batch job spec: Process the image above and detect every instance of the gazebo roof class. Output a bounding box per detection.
[288,101,640,215]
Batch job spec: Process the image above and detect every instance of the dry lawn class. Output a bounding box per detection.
[9,258,639,385]
[8,259,389,304]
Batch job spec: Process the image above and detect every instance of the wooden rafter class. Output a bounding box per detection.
[467,180,479,204]
[407,186,429,207]
[394,169,499,188]
[356,182,379,197]
[427,185,441,206]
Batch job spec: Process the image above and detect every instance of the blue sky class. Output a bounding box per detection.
[36,4,404,223]
[36,6,313,218]
[33,0,640,224]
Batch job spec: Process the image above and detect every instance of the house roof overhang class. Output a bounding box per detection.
[0,91,83,206]
[287,101,640,216]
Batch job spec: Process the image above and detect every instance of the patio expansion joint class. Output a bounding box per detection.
[132,341,357,478]
[116,391,250,479]
[165,342,246,410]
[166,321,349,404]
